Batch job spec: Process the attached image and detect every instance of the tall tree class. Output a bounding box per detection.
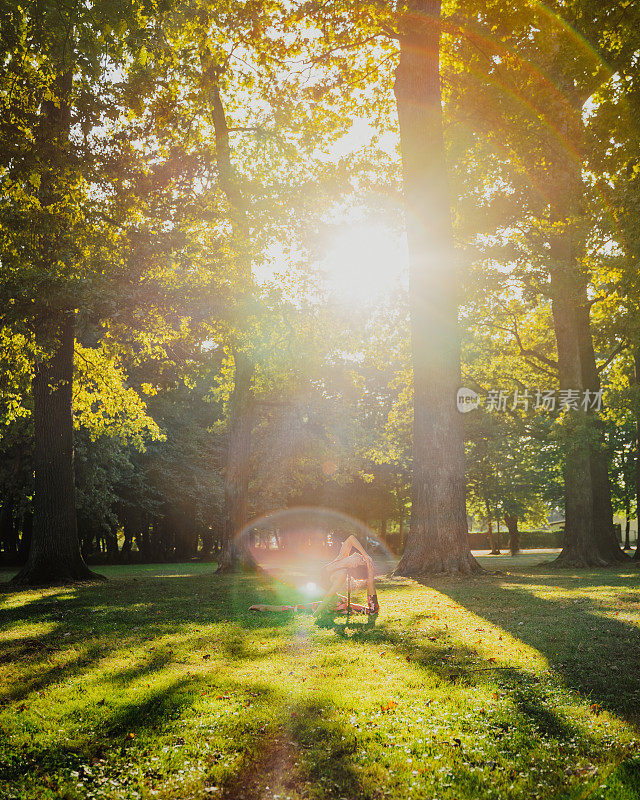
[1,0,224,583]
[203,60,254,572]
[449,0,640,565]
[635,348,640,560]
[4,19,99,583]
[393,0,480,575]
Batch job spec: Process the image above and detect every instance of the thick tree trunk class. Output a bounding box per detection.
[393,0,480,577]
[12,314,101,585]
[550,277,602,566]
[576,301,624,562]
[9,62,102,586]
[548,104,623,568]
[505,514,520,555]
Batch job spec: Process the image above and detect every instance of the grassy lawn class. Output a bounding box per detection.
[1,560,639,800]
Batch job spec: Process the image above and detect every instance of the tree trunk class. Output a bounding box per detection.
[202,55,255,573]
[136,519,152,561]
[505,513,520,555]
[199,525,214,559]
[9,62,102,586]
[393,0,480,576]
[550,274,602,567]
[104,525,119,562]
[121,519,134,560]
[0,499,16,559]
[576,300,624,562]
[487,518,501,555]
[624,503,631,550]
[12,313,101,585]
[218,349,254,572]
[547,101,623,567]
[634,346,640,561]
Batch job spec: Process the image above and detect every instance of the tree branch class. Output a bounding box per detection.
[480,319,558,377]
[597,339,628,374]
[509,316,559,372]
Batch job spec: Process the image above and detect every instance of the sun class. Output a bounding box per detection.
[321,221,408,303]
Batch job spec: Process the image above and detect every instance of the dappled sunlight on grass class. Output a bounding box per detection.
[0,564,639,799]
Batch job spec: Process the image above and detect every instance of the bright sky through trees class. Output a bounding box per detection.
[320,220,408,302]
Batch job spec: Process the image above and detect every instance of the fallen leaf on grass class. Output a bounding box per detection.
[381,701,398,712]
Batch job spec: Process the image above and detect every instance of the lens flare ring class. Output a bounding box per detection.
[235,506,396,591]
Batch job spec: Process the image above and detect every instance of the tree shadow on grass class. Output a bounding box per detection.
[335,610,640,799]
[418,573,640,726]
[98,676,202,741]
[0,641,109,704]
[0,572,298,706]
[3,577,637,800]
[220,695,373,800]
[108,646,174,686]
[299,577,640,799]
[0,674,204,785]
[0,571,294,629]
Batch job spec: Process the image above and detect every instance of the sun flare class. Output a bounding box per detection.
[321,222,408,302]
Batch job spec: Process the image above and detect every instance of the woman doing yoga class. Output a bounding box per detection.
[249,534,379,615]
[314,534,379,615]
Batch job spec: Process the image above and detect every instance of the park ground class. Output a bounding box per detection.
[1,553,639,800]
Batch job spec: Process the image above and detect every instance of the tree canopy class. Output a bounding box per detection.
[1,0,640,582]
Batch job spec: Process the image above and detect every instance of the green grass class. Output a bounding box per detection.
[1,560,639,800]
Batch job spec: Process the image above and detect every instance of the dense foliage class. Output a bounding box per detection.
[1,0,639,571]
